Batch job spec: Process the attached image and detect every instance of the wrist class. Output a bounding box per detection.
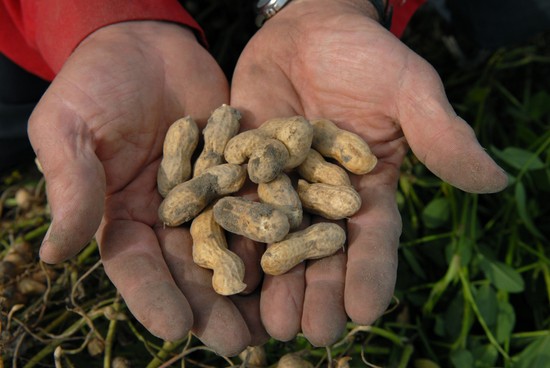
[272,0,380,22]
[79,21,198,52]
[262,0,387,27]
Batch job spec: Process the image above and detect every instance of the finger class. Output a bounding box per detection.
[301,220,347,347]
[231,291,270,347]
[259,215,310,342]
[97,220,193,342]
[157,226,252,357]
[260,262,305,341]
[397,55,508,193]
[344,169,400,325]
[28,95,105,263]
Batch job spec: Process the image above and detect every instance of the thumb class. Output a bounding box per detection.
[397,56,508,193]
[28,96,105,263]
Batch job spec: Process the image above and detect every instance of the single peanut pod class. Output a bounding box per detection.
[35,157,43,173]
[159,164,246,226]
[247,140,290,183]
[31,266,58,283]
[257,173,302,230]
[112,357,131,368]
[9,240,33,263]
[213,197,290,243]
[224,131,290,183]
[310,118,377,174]
[15,188,33,210]
[17,277,47,295]
[257,116,313,169]
[297,149,351,187]
[297,179,361,220]
[335,357,352,368]
[239,346,268,367]
[1,284,28,308]
[0,261,17,282]
[193,104,241,177]
[3,252,27,269]
[261,223,346,276]
[276,353,314,368]
[157,116,200,197]
[87,337,106,357]
[191,206,246,295]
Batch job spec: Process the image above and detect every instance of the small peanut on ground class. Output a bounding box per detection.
[193,104,241,177]
[276,353,314,368]
[158,164,246,226]
[239,345,268,367]
[224,130,290,183]
[310,118,377,175]
[297,179,362,220]
[257,116,314,170]
[157,116,199,197]
[297,148,351,187]
[213,196,290,243]
[257,173,303,230]
[190,205,246,295]
[261,222,346,275]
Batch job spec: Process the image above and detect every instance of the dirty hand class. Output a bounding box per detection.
[28,21,260,355]
[230,0,508,346]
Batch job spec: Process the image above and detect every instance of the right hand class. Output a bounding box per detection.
[28,21,266,355]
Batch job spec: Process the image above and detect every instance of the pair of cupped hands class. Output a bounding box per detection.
[28,0,507,356]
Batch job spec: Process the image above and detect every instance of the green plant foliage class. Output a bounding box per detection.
[479,256,525,293]
[492,147,545,171]
[422,197,451,229]
[513,334,550,368]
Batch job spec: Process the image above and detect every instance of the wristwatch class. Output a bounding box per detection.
[255,0,293,27]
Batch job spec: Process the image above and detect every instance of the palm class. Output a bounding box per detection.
[231,0,507,345]
[29,22,262,355]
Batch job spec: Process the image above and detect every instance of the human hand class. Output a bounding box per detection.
[230,0,508,346]
[28,21,265,355]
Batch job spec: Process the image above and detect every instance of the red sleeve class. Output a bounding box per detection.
[0,0,204,81]
[389,0,427,38]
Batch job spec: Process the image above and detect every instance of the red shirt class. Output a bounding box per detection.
[0,0,203,81]
[390,0,426,38]
[0,0,424,82]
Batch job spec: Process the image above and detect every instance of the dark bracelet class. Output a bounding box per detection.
[367,0,393,29]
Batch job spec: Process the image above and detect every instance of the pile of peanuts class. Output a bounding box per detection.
[0,239,57,308]
[157,105,377,295]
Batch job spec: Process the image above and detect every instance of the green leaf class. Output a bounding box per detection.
[515,182,545,239]
[474,284,498,327]
[472,344,498,368]
[444,291,470,339]
[527,90,550,120]
[422,198,450,229]
[434,315,446,337]
[450,348,474,368]
[492,146,545,171]
[414,358,441,368]
[466,86,491,105]
[495,301,516,343]
[514,334,550,368]
[479,257,525,293]
[402,247,427,280]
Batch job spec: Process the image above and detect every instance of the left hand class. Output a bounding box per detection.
[230,0,508,346]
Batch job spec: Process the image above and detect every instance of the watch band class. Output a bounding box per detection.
[255,0,393,29]
[255,0,293,27]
